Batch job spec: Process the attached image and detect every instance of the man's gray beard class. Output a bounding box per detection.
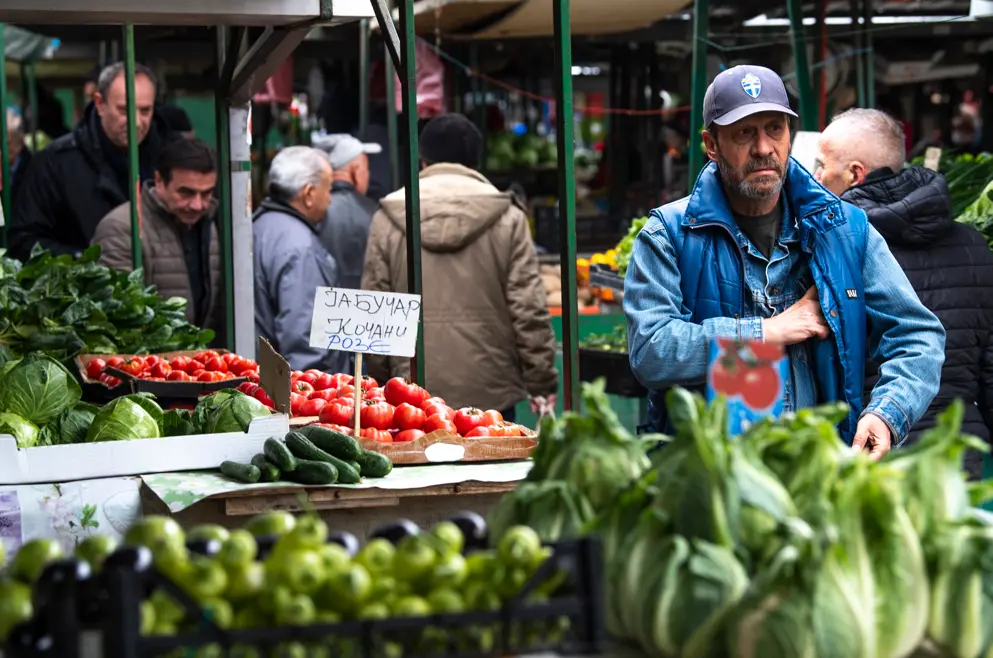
[718,157,784,200]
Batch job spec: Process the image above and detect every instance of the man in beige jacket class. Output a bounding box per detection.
[92,137,221,331]
[362,114,558,419]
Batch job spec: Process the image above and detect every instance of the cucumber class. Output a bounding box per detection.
[356,450,393,478]
[264,438,297,472]
[294,424,362,460]
[220,461,261,484]
[285,460,338,485]
[284,432,362,484]
[251,454,281,482]
[346,460,362,474]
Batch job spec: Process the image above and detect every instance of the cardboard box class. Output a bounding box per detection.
[0,415,289,485]
[75,350,249,401]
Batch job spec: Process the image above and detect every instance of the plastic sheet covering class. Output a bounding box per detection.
[4,25,57,62]
[371,40,446,118]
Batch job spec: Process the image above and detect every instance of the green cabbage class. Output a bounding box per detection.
[0,412,39,448]
[37,403,99,446]
[0,353,81,425]
[487,480,596,545]
[86,394,163,442]
[928,522,993,658]
[162,409,198,437]
[201,392,271,434]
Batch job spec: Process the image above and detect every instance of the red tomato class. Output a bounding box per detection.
[319,400,355,426]
[423,414,457,434]
[360,400,395,430]
[360,428,392,443]
[185,359,206,375]
[453,407,486,435]
[197,371,222,382]
[499,422,525,437]
[194,350,220,363]
[190,369,206,379]
[253,387,274,407]
[234,359,258,375]
[314,423,353,435]
[246,372,260,384]
[222,352,239,364]
[749,342,784,362]
[393,403,426,431]
[336,384,356,400]
[422,401,455,420]
[741,366,781,409]
[204,357,228,373]
[300,398,328,417]
[364,386,385,401]
[237,382,259,395]
[710,360,741,396]
[464,426,491,438]
[167,370,191,382]
[359,376,378,389]
[85,358,106,380]
[480,409,504,426]
[394,429,425,443]
[297,371,318,385]
[293,381,315,396]
[330,373,354,389]
[290,370,303,381]
[420,396,447,409]
[118,357,144,377]
[143,355,161,370]
[100,374,122,387]
[169,356,191,371]
[313,373,337,391]
[308,389,339,402]
[106,356,125,369]
[289,393,308,417]
[150,362,172,379]
[383,377,431,408]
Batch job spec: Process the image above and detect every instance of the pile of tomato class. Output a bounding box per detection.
[86,351,260,387]
[238,371,529,444]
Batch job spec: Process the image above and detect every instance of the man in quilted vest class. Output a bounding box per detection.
[623,65,945,457]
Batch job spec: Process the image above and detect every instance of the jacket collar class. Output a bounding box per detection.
[254,197,322,234]
[682,157,848,252]
[420,162,492,185]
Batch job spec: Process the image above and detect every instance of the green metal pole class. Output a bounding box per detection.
[553,0,579,412]
[26,62,37,151]
[359,19,370,137]
[787,0,817,131]
[398,0,425,384]
[123,24,142,271]
[863,0,875,108]
[385,0,399,191]
[0,24,10,242]
[215,28,235,348]
[687,0,709,190]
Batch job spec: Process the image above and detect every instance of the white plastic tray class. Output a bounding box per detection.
[0,415,290,485]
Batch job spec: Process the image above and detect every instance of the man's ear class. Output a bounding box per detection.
[92,92,105,114]
[702,129,719,164]
[849,160,869,187]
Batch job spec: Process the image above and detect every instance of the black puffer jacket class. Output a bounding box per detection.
[844,166,993,478]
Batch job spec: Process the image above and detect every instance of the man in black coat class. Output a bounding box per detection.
[816,107,993,478]
[8,61,169,260]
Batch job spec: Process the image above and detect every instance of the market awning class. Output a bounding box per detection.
[4,24,58,62]
[376,0,691,38]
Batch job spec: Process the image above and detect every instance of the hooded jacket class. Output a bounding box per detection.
[845,166,993,476]
[8,102,170,261]
[361,163,558,412]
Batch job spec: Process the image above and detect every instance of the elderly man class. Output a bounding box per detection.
[254,146,348,374]
[624,65,946,458]
[816,108,993,475]
[92,138,222,332]
[9,61,169,260]
[312,133,381,290]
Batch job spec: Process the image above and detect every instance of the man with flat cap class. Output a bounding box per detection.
[312,133,382,290]
[623,65,945,458]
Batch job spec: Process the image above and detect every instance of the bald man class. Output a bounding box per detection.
[816,108,993,477]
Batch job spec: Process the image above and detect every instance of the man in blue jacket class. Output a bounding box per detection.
[623,65,945,459]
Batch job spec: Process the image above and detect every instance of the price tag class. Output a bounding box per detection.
[308,287,422,358]
[924,147,942,172]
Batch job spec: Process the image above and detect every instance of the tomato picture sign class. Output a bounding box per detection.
[706,337,788,437]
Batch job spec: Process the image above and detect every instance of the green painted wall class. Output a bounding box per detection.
[168,94,216,145]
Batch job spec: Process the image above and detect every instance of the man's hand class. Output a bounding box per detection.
[853,413,892,461]
[761,287,831,346]
[530,394,557,417]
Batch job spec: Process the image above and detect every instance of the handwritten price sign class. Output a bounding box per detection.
[308,288,422,358]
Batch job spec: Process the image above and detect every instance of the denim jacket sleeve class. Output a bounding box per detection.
[622,217,763,389]
[861,224,946,441]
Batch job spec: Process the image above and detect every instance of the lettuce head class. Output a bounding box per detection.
[0,412,39,448]
[86,394,163,442]
[0,353,81,426]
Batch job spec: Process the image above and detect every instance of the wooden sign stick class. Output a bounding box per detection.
[353,353,363,437]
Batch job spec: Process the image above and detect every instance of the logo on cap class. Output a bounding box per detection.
[741,73,762,99]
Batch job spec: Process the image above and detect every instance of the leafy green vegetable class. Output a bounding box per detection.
[579,325,628,352]
[615,217,648,277]
[201,391,271,434]
[0,352,81,426]
[37,402,100,446]
[0,244,213,361]
[85,393,163,442]
[0,412,39,448]
[163,409,198,437]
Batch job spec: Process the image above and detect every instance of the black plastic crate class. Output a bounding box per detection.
[579,349,646,399]
[2,559,89,658]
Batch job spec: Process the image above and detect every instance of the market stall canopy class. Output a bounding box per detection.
[375,0,691,37]
[4,25,57,62]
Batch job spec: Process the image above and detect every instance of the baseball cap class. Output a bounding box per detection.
[311,132,383,169]
[703,65,798,128]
